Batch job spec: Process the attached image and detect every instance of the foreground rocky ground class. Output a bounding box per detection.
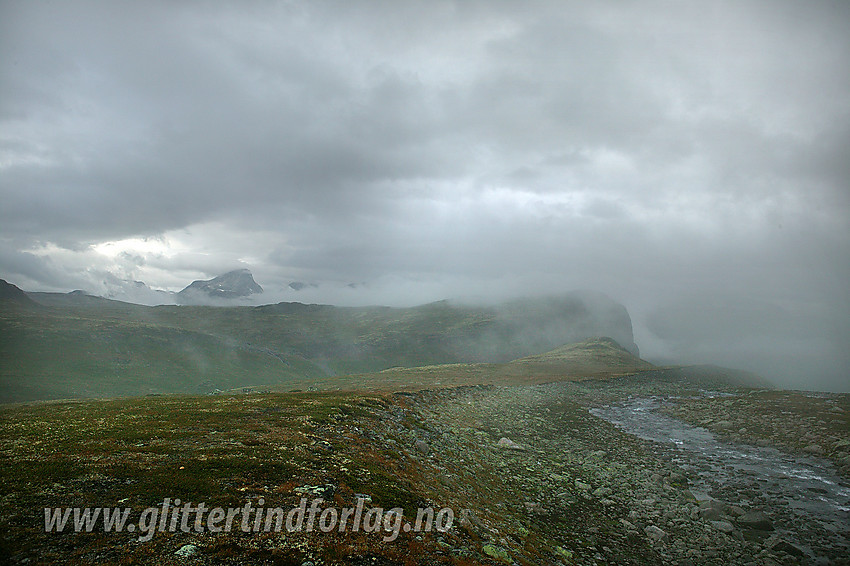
[1,373,847,565]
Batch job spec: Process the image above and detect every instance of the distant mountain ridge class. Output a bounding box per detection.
[0,280,649,402]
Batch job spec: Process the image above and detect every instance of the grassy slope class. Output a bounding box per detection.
[317,337,655,392]
[0,302,326,402]
[498,336,655,379]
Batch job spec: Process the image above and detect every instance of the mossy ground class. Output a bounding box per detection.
[0,392,453,564]
[3,374,802,565]
[0,384,678,565]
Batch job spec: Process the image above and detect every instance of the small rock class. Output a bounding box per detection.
[497,437,526,451]
[414,439,430,455]
[592,486,612,498]
[644,525,669,544]
[668,472,688,486]
[710,520,736,534]
[803,444,824,455]
[175,544,198,558]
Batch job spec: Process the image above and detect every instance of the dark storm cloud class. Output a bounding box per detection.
[1,0,848,389]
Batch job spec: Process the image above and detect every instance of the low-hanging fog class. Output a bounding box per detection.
[1,1,848,391]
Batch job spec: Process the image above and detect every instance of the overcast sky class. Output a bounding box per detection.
[1,1,848,390]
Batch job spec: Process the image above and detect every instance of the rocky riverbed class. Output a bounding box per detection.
[591,394,849,564]
[392,381,850,565]
[660,390,850,479]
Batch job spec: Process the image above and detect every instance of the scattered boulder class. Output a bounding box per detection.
[737,511,773,531]
[766,537,805,557]
[698,500,728,521]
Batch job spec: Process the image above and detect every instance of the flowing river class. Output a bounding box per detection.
[590,395,850,564]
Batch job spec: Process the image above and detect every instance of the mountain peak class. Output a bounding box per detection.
[177,269,263,302]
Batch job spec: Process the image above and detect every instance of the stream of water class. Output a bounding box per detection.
[591,395,850,563]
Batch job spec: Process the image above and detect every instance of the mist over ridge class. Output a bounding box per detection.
[4,263,847,392]
[1,276,656,402]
